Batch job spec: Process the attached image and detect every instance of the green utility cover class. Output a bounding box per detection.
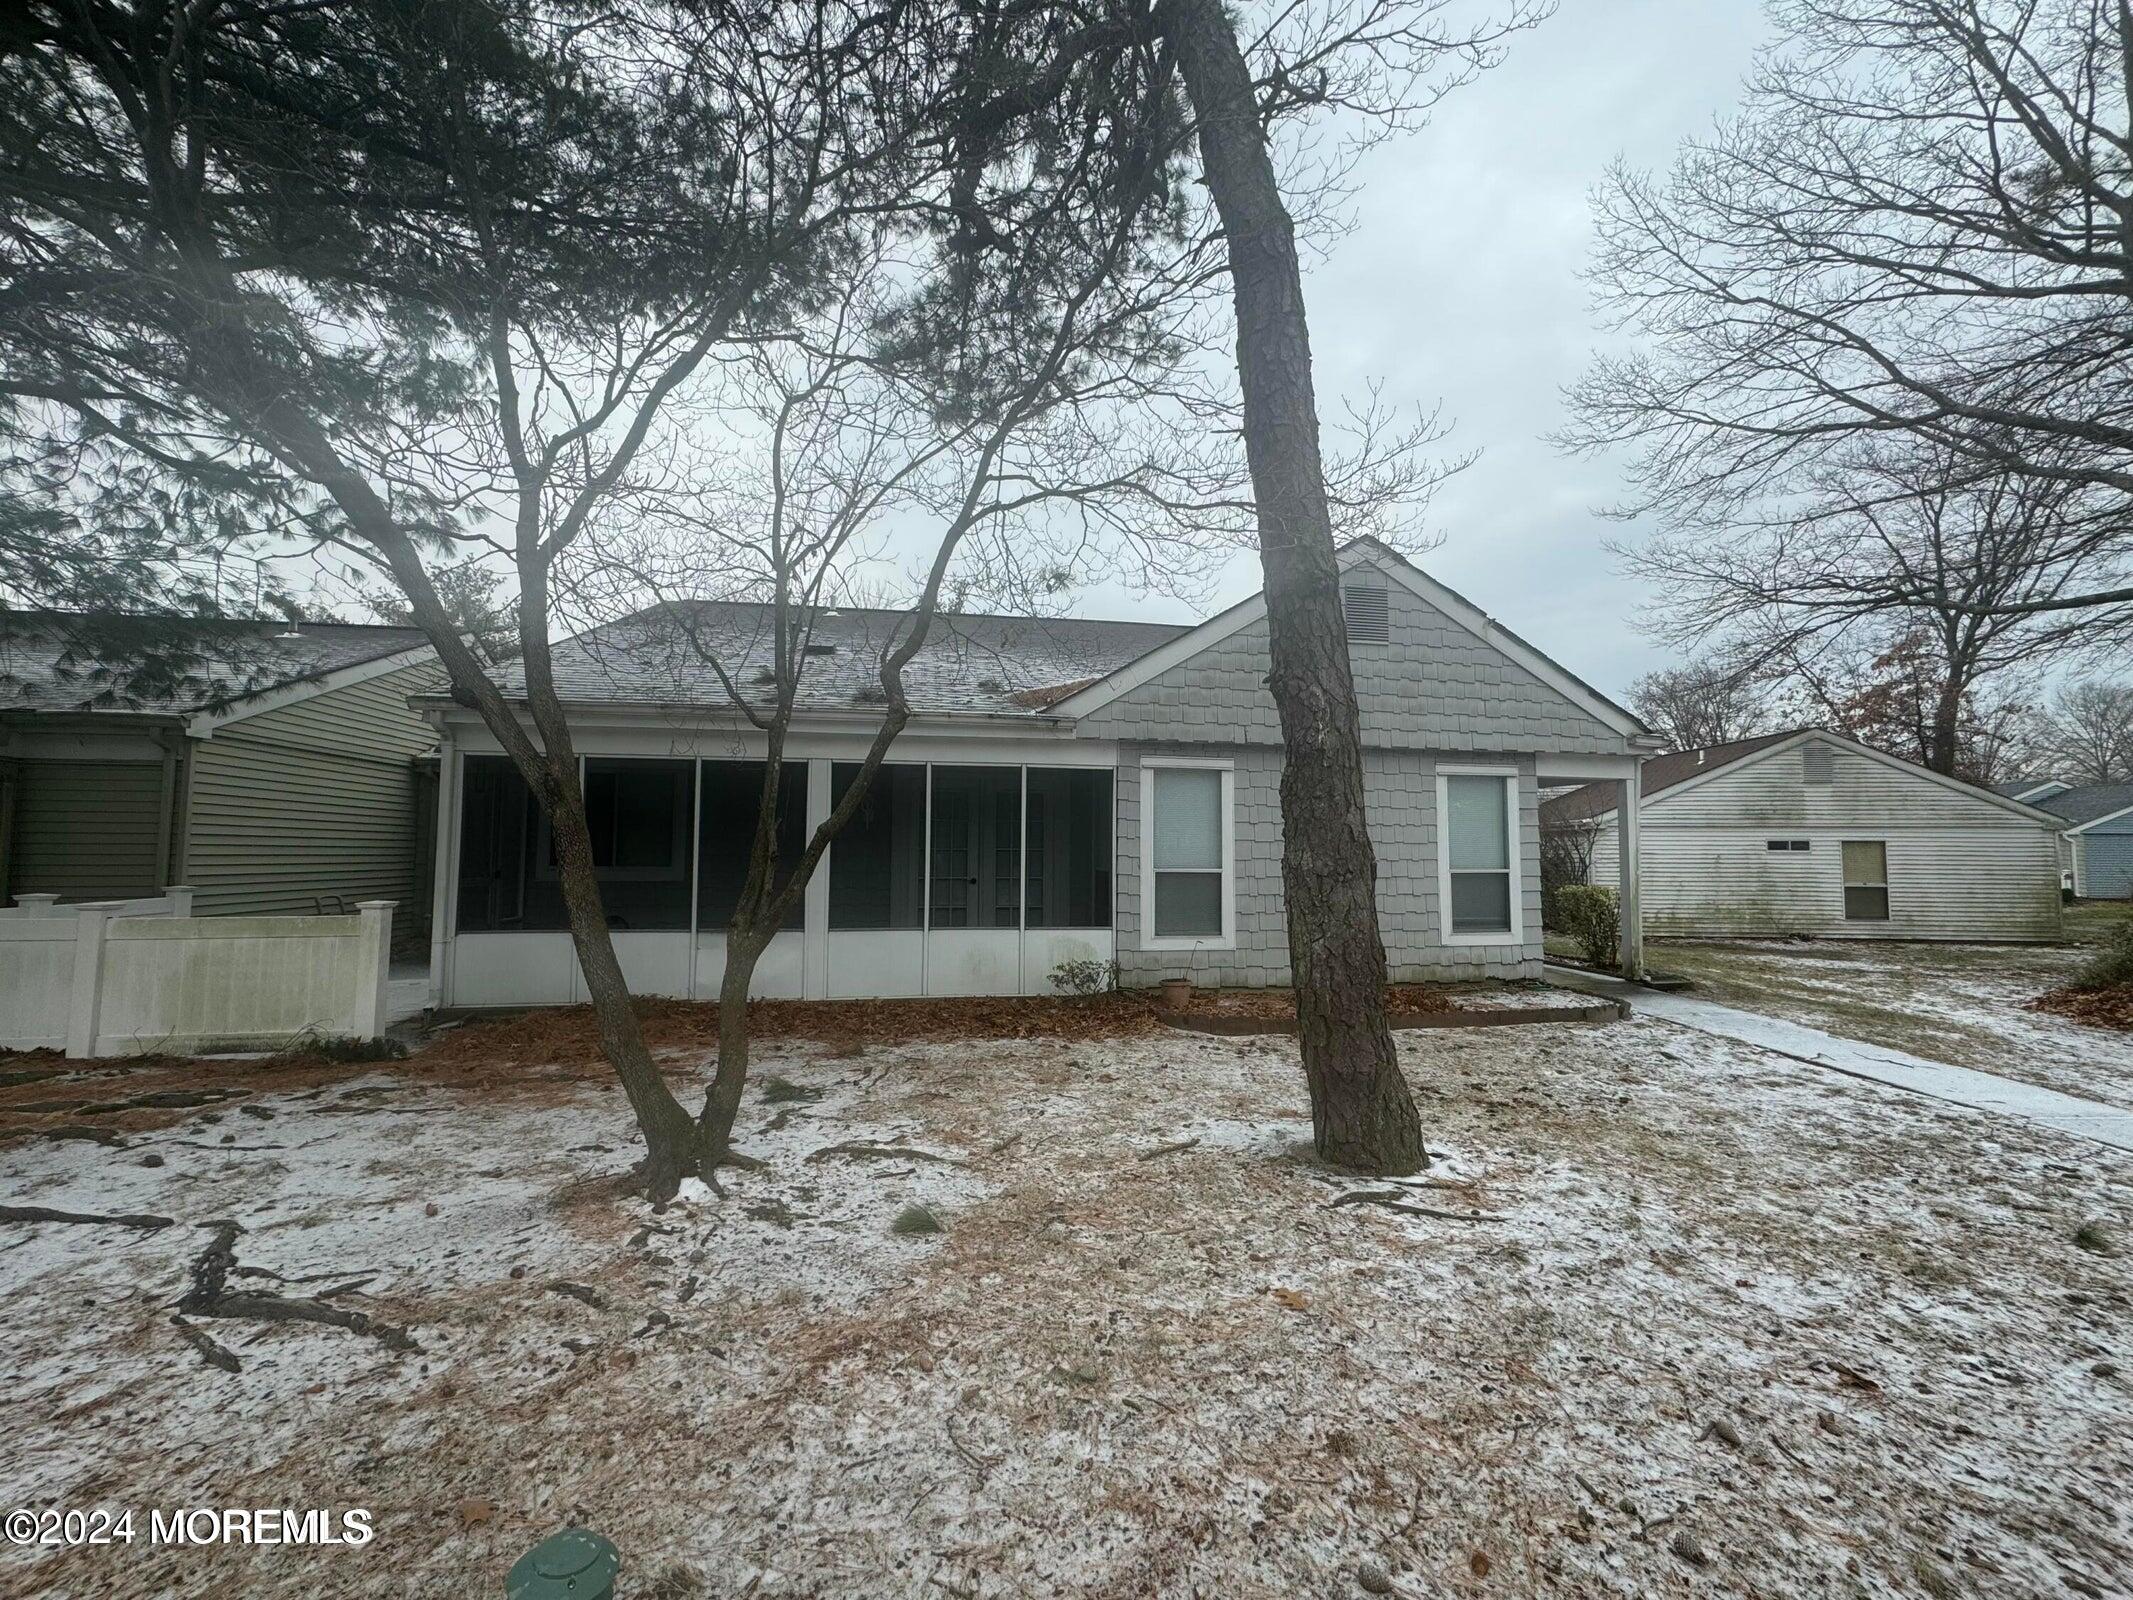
[505,1528,620,1600]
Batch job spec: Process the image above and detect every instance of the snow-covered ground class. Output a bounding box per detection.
[1653,938,2133,1111]
[3,1016,2129,1598]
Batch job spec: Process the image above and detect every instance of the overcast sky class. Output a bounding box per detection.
[1071,0,1770,705]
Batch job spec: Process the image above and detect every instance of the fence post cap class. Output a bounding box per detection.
[355,900,398,911]
[161,885,196,894]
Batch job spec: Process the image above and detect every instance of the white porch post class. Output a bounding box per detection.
[1616,772,1642,980]
[429,736,457,1009]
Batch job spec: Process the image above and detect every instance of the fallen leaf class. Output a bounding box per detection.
[1471,1550,1491,1578]
[1270,1287,1309,1311]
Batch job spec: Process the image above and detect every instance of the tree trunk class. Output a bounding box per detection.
[542,771,704,1196]
[1162,0,1424,1174]
[1928,674,1964,776]
[699,925,769,1166]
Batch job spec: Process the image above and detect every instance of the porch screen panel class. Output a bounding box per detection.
[1025,768,1113,929]
[828,763,926,929]
[580,758,694,929]
[929,766,1021,928]
[1446,774,1512,934]
[697,761,808,932]
[456,755,551,930]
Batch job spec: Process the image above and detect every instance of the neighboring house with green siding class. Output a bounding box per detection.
[1,615,440,920]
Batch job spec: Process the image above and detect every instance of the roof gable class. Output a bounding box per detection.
[1542,728,2067,828]
[1049,539,1649,750]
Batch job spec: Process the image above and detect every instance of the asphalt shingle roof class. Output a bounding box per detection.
[2035,783,2133,826]
[0,614,431,715]
[496,601,1188,718]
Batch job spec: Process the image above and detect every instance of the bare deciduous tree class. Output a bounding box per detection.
[1565,0,2133,624]
[1626,658,1769,752]
[1619,441,2120,774]
[2039,678,2133,783]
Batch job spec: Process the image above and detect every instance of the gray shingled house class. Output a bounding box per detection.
[421,540,1660,1005]
[1,615,439,916]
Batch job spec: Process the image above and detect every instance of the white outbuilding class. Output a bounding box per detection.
[1542,729,2066,942]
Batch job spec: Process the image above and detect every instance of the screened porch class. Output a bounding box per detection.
[442,753,1116,1005]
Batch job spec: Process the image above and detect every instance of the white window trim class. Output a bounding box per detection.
[1139,757,1236,952]
[1436,766,1523,947]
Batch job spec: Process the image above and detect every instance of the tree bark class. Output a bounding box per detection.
[699,926,768,1166]
[1161,0,1425,1174]
[1928,676,1964,777]
[543,768,704,1195]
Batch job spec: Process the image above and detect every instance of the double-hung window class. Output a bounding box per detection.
[1440,770,1519,941]
[1144,763,1231,945]
[1841,840,1889,921]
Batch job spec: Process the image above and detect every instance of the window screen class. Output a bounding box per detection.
[579,759,694,929]
[828,763,926,930]
[698,761,808,931]
[1150,767,1224,938]
[1025,768,1112,929]
[455,755,550,931]
[1842,839,1889,921]
[456,755,694,931]
[1446,774,1513,934]
[929,766,1021,928]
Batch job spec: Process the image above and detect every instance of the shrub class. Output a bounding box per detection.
[1539,820,1601,930]
[1049,957,1118,997]
[2072,916,2133,991]
[1555,884,1620,969]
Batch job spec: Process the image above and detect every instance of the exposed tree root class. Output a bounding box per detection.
[805,1141,971,1169]
[1330,1191,1504,1223]
[38,1125,127,1148]
[170,1313,241,1373]
[1,1203,173,1230]
[178,1221,418,1355]
[75,1088,249,1116]
[1136,1137,1201,1161]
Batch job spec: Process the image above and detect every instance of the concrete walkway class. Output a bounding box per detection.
[386,961,432,1026]
[1545,964,2133,1155]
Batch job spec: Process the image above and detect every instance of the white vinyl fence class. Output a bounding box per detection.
[1,889,395,1058]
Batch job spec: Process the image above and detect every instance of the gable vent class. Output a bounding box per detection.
[1802,740,1834,785]
[1342,583,1391,645]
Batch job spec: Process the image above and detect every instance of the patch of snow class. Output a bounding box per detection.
[2,1021,2128,1598]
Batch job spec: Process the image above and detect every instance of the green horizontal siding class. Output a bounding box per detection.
[182,661,436,917]
[8,760,166,900]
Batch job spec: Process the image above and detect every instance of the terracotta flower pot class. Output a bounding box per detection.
[1159,978,1193,1010]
